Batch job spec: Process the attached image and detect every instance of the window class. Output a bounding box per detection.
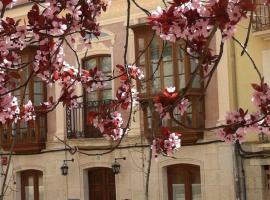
[0,47,47,152]
[167,164,201,200]
[88,167,116,200]
[133,26,202,96]
[14,48,47,137]
[83,55,112,101]
[81,55,112,138]
[21,170,44,200]
[133,26,204,143]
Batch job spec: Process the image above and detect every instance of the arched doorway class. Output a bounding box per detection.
[88,167,116,200]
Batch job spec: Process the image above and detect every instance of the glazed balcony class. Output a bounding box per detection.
[140,92,204,145]
[66,99,117,139]
[0,115,47,153]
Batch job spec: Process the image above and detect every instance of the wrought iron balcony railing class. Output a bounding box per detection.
[0,115,47,153]
[66,99,118,139]
[253,2,270,32]
[66,94,204,145]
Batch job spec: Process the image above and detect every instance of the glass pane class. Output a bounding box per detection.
[22,66,29,81]
[34,94,43,105]
[185,104,192,126]
[192,184,201,200]
[102,90,112,100]
[104,79,112,89]
[138,38,144,50]
[172,108,181,126]
[34,81,43,93]
[139,54,145,65]
[178,59,185,89]
[191,167,201,200]
[153,78,161,92]
[87,92,98,101]
[178,47,184,60]
[86,58,96,70]
[186,113,192,126]
[39,175,44,200]
[150,37,159,62]
[147,107,152,129]
[101,56,111,72]
[179,75,185,89]
[192,74,201,88]
[163,45,172,61]
[23,86,30,103]
[164,76,174,88]
[152,63,160,77]
[178,60,185,75]
[190,58,198,73]
[25,176,34,200]
[164,62,173,76]
[140,81,147,93]
[173,184,185,200]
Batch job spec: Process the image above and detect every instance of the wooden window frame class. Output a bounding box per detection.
[21,170,43,200]
[167,164,201,200]
[14,47,47,135]
[0,47,47,152]
[82,54,112,102]
[133,26,203,97]
[133,25,204,144]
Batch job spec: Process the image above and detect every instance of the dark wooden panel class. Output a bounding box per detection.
[88,168,116,200]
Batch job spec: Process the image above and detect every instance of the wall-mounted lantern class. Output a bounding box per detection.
[61,158,74,176]
[112,157,126,175]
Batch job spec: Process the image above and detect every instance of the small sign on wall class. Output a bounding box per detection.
[1,156,8,166]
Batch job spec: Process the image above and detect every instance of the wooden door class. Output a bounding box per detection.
[167,164,201,200]
[21,170,43,200]
[88,168,116,200]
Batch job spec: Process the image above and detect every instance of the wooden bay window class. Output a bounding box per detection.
[133,25,204,144]
[0,47,47,152]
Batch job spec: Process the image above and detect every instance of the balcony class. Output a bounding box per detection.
[140,92,204,145]
[253,2,270,32]
[66,99,118,139]
[0,115,46,153]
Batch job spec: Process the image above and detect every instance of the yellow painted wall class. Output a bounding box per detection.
[233,18,270,142]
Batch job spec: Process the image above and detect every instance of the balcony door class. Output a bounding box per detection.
[83,55,112,138]
[88,167,116,200]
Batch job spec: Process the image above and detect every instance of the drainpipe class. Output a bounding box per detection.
[229,39,247,200]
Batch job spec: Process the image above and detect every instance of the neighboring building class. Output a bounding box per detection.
[1,0,266,200]
[232,1,270,200]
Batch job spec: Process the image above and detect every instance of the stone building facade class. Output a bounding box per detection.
[2,0,270,200]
